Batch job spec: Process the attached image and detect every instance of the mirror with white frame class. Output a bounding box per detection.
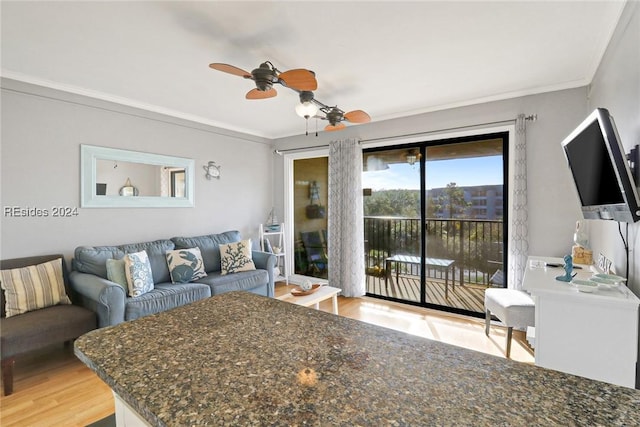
[81,144,195,208]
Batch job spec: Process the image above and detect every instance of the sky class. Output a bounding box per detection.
[362,156,503,191]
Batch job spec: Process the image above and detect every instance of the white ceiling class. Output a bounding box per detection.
[1,1,627,139]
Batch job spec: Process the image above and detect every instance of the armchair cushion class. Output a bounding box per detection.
[1,258,71,317]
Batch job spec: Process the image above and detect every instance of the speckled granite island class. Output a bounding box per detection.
[75,291,640,426]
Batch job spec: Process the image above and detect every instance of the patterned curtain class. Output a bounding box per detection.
[328,138,365,297]
[508,114,529,290]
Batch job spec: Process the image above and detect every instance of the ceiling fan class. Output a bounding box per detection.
[296,90,371,132]
[209,61,317,99]
[210,60,370,133]
[321,106,371,131]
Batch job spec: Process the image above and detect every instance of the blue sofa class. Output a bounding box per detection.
[69,231,276,327]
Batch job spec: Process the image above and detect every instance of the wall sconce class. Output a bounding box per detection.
[203,161,221,180]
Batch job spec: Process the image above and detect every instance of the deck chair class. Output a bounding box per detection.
[300,231,328,277]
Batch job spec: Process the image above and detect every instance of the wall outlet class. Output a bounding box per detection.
[596,253,613,273]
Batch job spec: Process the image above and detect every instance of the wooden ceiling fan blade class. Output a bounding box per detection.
[246,88,277,99]
[278,69,318,91]
[325,123,346,132]
[209,63,252,78]
[344,110,371,123]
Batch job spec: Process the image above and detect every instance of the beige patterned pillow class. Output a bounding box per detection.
[219,239,256,275]
[0,258,71,317]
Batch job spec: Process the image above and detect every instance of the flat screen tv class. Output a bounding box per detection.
[561,108,640,223]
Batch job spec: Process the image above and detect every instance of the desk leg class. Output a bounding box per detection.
[314,302,320,310]
[332,295,338,315]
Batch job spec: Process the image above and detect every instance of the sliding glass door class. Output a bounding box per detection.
[363,133,508,316]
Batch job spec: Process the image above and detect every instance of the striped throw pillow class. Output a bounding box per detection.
[0,258,71,317]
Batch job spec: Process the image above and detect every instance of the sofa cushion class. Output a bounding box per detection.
[197,269,268,296]
[106,258,128,290]
[124,251,154,297]
[220,240,256,275]
[171,231,241,272]
[0,258,71,317]
[166,248,207,283]
[73,239,175,284]
[124,282,210,321]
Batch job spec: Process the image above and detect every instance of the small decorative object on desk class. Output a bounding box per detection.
[555,254,575,282]
[291,281,322,296]
[300,280,312,291]
[571,279,598,293]
[571,220,593,264]
[592,273,626,284]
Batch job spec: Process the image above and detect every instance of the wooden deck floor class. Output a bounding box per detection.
[366,274,487,313]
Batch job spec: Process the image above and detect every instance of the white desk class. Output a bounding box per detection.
[523,256,639,388]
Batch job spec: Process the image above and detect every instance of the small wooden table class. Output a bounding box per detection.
[385,255,456,298]
[277,285,341,314]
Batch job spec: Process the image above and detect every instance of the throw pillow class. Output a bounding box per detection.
[166,248,207,283]
[124,250,154,297]
[106,258,128,289]
[219,239,256,275]
[0,258,71,317]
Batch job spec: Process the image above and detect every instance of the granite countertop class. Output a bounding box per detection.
[75,291,640,426]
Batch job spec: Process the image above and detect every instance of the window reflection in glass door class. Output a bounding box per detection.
[293,157,329,280]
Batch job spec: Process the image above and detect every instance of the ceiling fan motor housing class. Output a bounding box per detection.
[299,91,315,103]
[252,62,278,91]
[326,107,344,126]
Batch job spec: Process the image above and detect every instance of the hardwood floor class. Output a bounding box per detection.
[0,344,114,427]
[0,283,533,426]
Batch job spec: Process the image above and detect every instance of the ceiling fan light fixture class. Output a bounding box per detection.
[295,90,318,118]
[295,101,318,118]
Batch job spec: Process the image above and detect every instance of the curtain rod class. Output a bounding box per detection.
[274,114,537,155]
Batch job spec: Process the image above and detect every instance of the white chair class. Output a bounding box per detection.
[484,288,534,358]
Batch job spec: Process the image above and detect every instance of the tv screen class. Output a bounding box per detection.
[561,108,640,223]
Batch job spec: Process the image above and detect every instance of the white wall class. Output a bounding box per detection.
[587,1,640,296]
[274,87,588,266]
[0,78,274,260]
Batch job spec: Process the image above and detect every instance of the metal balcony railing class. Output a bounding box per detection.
[364,216,504,287]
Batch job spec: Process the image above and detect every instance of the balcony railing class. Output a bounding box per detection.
[364,216,504,287]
